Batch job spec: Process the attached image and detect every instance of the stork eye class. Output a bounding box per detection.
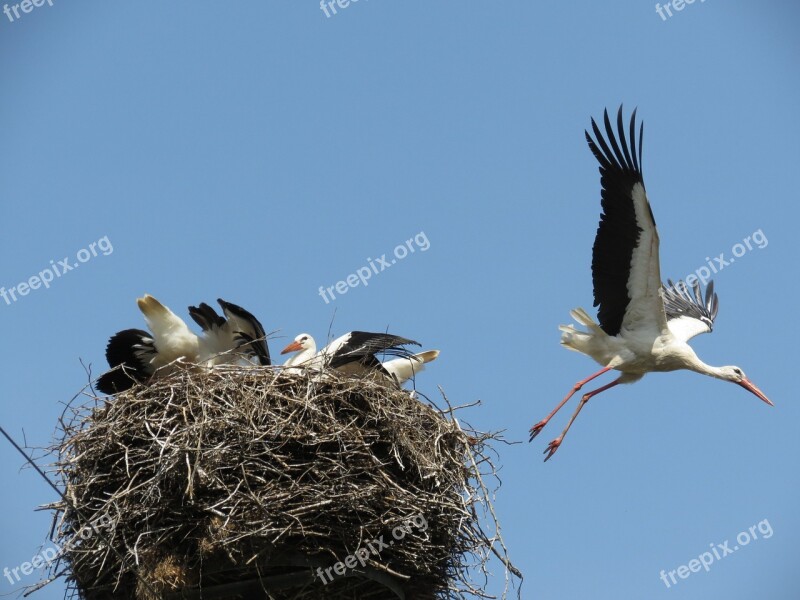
[733,368,742,376]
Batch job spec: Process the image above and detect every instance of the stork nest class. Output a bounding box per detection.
[38,366,520,600]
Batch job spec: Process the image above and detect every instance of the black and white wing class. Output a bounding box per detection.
[188,302,227,332]
[586,106,666,337]
[188,302,238,365]
[96,328,158,394]
[663,279,719,342]
[217,299,271,366]
[324,331,420,370]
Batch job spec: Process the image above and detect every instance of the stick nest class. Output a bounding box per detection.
[43,366,520,599]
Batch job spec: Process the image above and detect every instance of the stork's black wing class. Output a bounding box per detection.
[96,328,156,394]
[586,106,665,336]
[327,331,419,369]
[217,299,271,366]
[188,302,226,332]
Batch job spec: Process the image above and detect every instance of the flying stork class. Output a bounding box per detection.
[529,106,773,461]
[281,331,436,384]
[96,295,269,394]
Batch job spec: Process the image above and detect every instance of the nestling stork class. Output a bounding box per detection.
[96,295,270,394]
[281,331,435,383]
[529,106,773,461]
[96,294,200,394]
[280,333,320,371]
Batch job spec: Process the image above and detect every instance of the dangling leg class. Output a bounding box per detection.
[529,366,614,441]
[543,376,622,461]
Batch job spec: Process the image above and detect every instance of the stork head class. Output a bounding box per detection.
[280,333,316,355]
[718,366,773,406]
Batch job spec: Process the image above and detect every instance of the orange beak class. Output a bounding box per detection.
[280,340,303,355]
[738,377,774,407]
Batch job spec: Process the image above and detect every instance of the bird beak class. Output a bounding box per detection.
[738,377,774,407]
[280,341,303,355]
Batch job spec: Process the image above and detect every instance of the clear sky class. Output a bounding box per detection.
[1,1,798,598]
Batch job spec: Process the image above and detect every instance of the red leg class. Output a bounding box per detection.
[543,377,622,461]
[529,366,614,441]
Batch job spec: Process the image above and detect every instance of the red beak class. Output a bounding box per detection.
[738,377,774,407]
[280,340,303,355]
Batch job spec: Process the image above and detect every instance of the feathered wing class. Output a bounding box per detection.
[663,279,719,342]
[382,349,440,384]
[136,294,200,367]
[325,332,420,370]
[217,299,271,366]
[586,106,667,337]
[188,302,238,365]
[96,328,158,394]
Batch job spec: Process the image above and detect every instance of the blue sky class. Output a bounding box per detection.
[1,1,798,598]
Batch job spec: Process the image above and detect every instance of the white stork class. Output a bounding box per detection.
[529,106,773,461]
[96,294,199,394]
[96,295,270,394]
[280,333,320,371]
[280,331,436,384]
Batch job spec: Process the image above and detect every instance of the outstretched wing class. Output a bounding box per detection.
[663,279,719,342]
[188,302,227,332]
[586,106,666,337]
[325,331,420,369]
[217,299,271,366]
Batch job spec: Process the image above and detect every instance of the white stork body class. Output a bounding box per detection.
[530,107,773,461]
[135,294,201,370]
[96,294,200,394]
[97,295,270,394]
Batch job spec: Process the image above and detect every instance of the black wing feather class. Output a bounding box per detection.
[96,328,155,394]
[586,105,648,336]
[328,331,419,369]
[217,299,271,366]
[662,279,719,330]
[188,303,226,332]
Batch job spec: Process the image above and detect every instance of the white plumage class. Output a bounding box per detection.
[97,295,270,394]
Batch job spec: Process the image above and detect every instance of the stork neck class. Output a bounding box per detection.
[686,358,724,379]
[286,347,316,366]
